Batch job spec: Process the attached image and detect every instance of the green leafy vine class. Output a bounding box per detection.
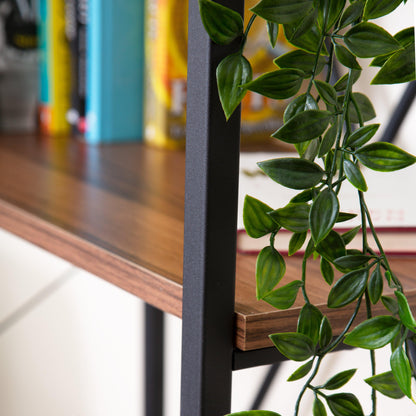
[199,0,416,415]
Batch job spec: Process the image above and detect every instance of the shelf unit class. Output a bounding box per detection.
[3,135,414,350]
[0,1,415,415]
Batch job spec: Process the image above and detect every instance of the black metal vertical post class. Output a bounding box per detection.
[180,0,244,415]
[145,303,164,416]
[380,81,416,143]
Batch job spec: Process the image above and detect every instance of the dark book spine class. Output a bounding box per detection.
[64,0,87,135]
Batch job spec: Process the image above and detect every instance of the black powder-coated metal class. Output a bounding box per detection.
[180,0,244,415]
[233,347,287,371]
[145,303,164,416]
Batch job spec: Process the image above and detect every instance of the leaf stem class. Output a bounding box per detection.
[361,196,403,291]
[294,355,324,416]
[240,13,256,53]
[322,295,363,354]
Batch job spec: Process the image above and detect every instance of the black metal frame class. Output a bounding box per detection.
[180,0,244,414]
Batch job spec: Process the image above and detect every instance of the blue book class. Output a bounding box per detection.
[86,0,144,143]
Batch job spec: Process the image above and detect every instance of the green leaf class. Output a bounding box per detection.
[317,0,346,31]
[355,142,416,172]
[334,44,362,70]
[344,316,401,349]
[347,92,376,123]
[365,371,405,399]
[334,70,361,92]
[327,269,368,308]
[243,196,277,239]
[316,230,346,262]
[289,232,307,256]
[199,0,243,45]
[318,122,338,157]
[284,93,318,123]
[323,369,357,390]
[346,124,380,148]
[343,159,368,192]
[313,397,327,416]
[382,295,399,315]
[275,50,326,76]
[319,316,333,349]
[227,412,282,416]
[371,27,414,67]
[390,345,413,399]
[313,80,338,106]
[267,21,279,48]
[268,203,310,233]
[341,226,361,246]
[298,303,323,345]
[257,158,324,190]
[368,264,383,304]
[272,110,332,144]
[269,332,315,361]
[283,15,326,55]
[216,54,252,120]
[310,188,339,244]
[344,22,402,58]
[243,69,305,100]
[288,359,314,381]
[326,393,364,416]
[256,246,286,299]
[250,0,314,24]
[264,280,303,309]
[290,189,315,203]
[333,254,373,271]
[395,290,416,332]
[320,257,334,285]
[363,0,404,20]
[338,212,358,223]
[372,43,415,85]
[338,1,364,30]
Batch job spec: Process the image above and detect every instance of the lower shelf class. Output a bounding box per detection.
[1,134,415,351]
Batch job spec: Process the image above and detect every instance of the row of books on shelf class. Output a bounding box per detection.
[33,0,297,147]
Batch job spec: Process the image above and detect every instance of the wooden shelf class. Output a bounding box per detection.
[1,134,415,351]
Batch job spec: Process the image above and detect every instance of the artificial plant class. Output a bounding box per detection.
[199,0,416,415]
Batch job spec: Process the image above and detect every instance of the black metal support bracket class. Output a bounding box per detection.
[145,303,164,416]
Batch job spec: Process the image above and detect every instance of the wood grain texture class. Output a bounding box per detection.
[1,135,415,351]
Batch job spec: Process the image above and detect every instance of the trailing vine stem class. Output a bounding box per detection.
[199,0,416,415]
[294,356,324,416]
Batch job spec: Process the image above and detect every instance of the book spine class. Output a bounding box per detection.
[85,0,144,144]
[37,0,51,134]
[143,0,188,149]
[143,0,292,149]
[48,0,72,135]
[64,0,87,135]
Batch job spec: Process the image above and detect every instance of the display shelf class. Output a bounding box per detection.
[1,134,415,352]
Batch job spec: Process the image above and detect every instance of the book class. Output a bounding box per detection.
[37,0,72,135]
[64,0,87,136]
[143,0,293,149]
[85,0,144,144]
[237,152,416,255]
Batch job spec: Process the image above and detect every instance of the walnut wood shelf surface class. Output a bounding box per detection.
[1,134,415,351]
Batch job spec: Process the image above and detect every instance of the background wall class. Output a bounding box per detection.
[0,2,415,415]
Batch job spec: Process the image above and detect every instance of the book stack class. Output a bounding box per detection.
[36,0,144,143]
[32,0,297,146]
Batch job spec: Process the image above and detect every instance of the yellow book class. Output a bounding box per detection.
[144,0,293,149]
[48,0,71,135]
